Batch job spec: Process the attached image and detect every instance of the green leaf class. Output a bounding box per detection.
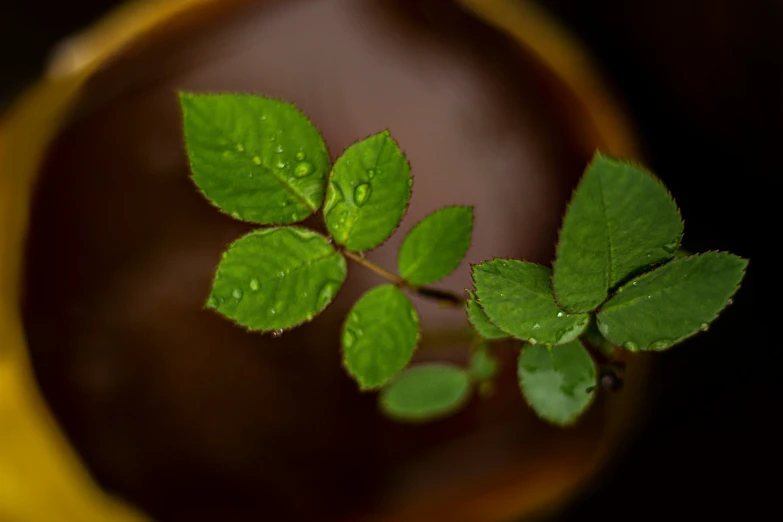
[342,284,420,389]
[518,340,596,426]
[469,344,499,382]
[324,131,412,251]
[552,153,683,312]
[398,206,473,285]
[597,252,747,351]
[180,93,330,225]
[380,364,472,422]
[472,260,589,345]
[465,290,508,340]
[207,227,346,332]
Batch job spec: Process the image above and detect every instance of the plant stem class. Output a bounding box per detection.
[341,249,465,307]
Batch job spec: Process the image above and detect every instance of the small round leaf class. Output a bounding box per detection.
[342,284,420,389]
[517,340,596,426]
[380,364,472,422]
[398,206,473,285]
[472,260,589,345]
[324,131,411,252]
[208,227,346,332]
[180,93,330,224]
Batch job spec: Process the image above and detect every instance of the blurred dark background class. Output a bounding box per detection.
[2,0,780,519]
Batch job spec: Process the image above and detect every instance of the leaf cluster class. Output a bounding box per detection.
[181,93,746,425]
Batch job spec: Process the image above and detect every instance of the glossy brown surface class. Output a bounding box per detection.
[22,1,603,520]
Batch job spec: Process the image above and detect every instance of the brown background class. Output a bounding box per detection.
[2,0,781,519]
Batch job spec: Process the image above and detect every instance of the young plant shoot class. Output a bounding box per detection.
[180,93,747,426]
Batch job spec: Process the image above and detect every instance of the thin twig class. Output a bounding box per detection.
[341,249,466,307]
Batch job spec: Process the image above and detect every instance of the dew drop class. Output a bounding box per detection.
[269,308,277,315]
[278,271,285,278]
[408,178,413,187]
[279,201,288,207]
[623,341,639,351]
[343,330,355,348]
[367,168,376,179]
[700,323,710,332]
[647,295,652,299]
[206,296,217,308]
[663,241,679,253]
[236,144,245,152]
[252,156,262,165]
[528,338,538,345]
[317,280,341,309]
[275,159,286,169]
[632,281,638,286]
[230,211,241,220]
[727,298,734,306]
[648,340,672,350]
[294,161,313,177]
[532,323,541,330]
[271,329,283,338]
[249,279,260,291]
[295,151,307,161]
[557,312,564,318]
[232,288,243,300]
[354,183,371,205]
[275,144,284,153]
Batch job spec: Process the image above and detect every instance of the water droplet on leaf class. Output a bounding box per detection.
[700,323,709,332]
[623,341,639,351]
[252,156,261,165]
[275,145,284,153]
[368,168,376,179]
[206,296,217,308]
[271,329,283,338]
[294,161,313,177]
[275,160,286,169]
[317,281,340,309]
[532,323,540,330]
[232,288,243,300]
[295,151,306,161]
[648,340,672,350]
[354,183,371,205]
[557,311,564,318]
[235,144,245,152]
[249,279,260,291]
[528,338,538,345]
[278,271,285,278]
[343,330,355,348]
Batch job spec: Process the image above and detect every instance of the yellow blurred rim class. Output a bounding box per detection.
[0,1,640,520]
